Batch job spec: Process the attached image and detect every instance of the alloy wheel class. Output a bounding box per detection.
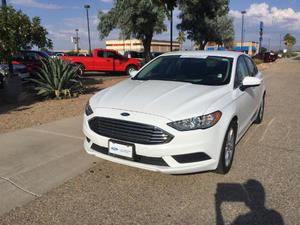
[224,127,235,167]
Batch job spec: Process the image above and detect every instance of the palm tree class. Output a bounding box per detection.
[177,31,186,50]
[284,33,297,50]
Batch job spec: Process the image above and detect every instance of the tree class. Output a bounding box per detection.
[0,6,52,64]
[31,17,53,50]
[177,0,230,50]
[177,31,185,50]
[212,15,234,49]
[284,33,296,49]
[0,6,31,63]
[154,0,177,16]
[98,0,166,61]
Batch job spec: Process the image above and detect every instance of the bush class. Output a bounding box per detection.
[31,58,83,99]
[282,51,298,58]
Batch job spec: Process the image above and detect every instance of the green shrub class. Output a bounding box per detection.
[282,51,298,58]
[31,58,83,99]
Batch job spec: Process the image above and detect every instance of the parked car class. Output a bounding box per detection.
[253,51,278,63]
[12,50,49,75]
[0,65,7,88]
[123,51,144,60]
[0,63,29,87]
[83,51,266,174]
[62,49,142,75]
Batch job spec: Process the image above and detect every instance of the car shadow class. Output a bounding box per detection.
[215,179,284,225]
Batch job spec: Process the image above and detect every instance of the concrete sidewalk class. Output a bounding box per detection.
[0,116,97,216]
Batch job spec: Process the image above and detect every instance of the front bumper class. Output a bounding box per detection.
[83,108,225,174]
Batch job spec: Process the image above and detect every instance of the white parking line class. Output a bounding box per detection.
[28,128,83,140]
[259,117,275,142]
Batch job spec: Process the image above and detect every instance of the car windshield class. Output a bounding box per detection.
[133,55,233,86]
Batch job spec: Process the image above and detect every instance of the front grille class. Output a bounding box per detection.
[88,117,173,145]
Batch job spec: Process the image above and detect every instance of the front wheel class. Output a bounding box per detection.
[125,65,137,76]
[215,121,237,174]
[254,96,265,124]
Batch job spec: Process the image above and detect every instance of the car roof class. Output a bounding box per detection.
[162,50,244,59]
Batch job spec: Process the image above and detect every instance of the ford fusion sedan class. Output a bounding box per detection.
[83,51,266,174]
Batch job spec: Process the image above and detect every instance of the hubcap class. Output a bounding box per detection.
[128,67,135,74]
[224,128,235,167]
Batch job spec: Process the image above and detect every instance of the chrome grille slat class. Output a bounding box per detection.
[95,122,164,136]
[89,117,173,145]
[99,119,161,133]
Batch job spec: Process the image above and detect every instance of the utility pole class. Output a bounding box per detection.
[1,0,7,7]
[170,9,173,52]
[259,21,264,54]
[268,38,271,51]
[84,5,92,55]
[75,29,79,52]
[241,11,247,51]
[279,34,282,50]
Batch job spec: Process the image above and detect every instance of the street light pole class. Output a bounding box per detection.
[241,11,246,52]
[84,4,92,55]
[170,9,173,52]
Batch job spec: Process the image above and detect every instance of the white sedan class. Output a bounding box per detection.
[83,51,266,174]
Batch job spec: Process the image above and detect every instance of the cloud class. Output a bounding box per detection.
[46,14,120,50]
[100,0,113,3]
[10,0,63,9]
[230,3,300,31]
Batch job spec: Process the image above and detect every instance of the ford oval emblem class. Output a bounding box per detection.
[121,112,130,116]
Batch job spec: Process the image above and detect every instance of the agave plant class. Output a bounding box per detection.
[31,58,83,99]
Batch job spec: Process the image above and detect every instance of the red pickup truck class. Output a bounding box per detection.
[61,49,142,75]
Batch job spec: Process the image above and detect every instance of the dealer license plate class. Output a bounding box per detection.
[108,141,133,159]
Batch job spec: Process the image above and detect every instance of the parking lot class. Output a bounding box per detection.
[0,58,299,225]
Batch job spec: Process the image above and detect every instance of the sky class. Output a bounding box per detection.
[6,0,300,51]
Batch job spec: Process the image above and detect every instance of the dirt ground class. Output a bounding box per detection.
[0,76,126,134]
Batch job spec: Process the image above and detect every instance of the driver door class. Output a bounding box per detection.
[233,56,257,137]
[93,50,113,71]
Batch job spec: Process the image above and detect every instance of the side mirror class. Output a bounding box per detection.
[129,70,138,78]
[241,76,261,90]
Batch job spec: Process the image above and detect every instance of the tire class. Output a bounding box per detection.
[126,65,137,76]
[76,64,85,76]
[215,121,237,174]
[254,95,265,124]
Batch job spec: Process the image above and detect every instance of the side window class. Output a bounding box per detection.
[24,52,38,61]
[244,56,258,76]
[235,57,249,88]
[97,51,104,57]
[105,51,117,58]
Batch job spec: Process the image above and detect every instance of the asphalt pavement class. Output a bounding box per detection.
[0,58,299,225]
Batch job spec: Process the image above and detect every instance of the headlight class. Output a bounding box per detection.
[167,111,222,131]
[85,101,93,116]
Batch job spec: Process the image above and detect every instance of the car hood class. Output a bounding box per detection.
[91,79,230,121]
